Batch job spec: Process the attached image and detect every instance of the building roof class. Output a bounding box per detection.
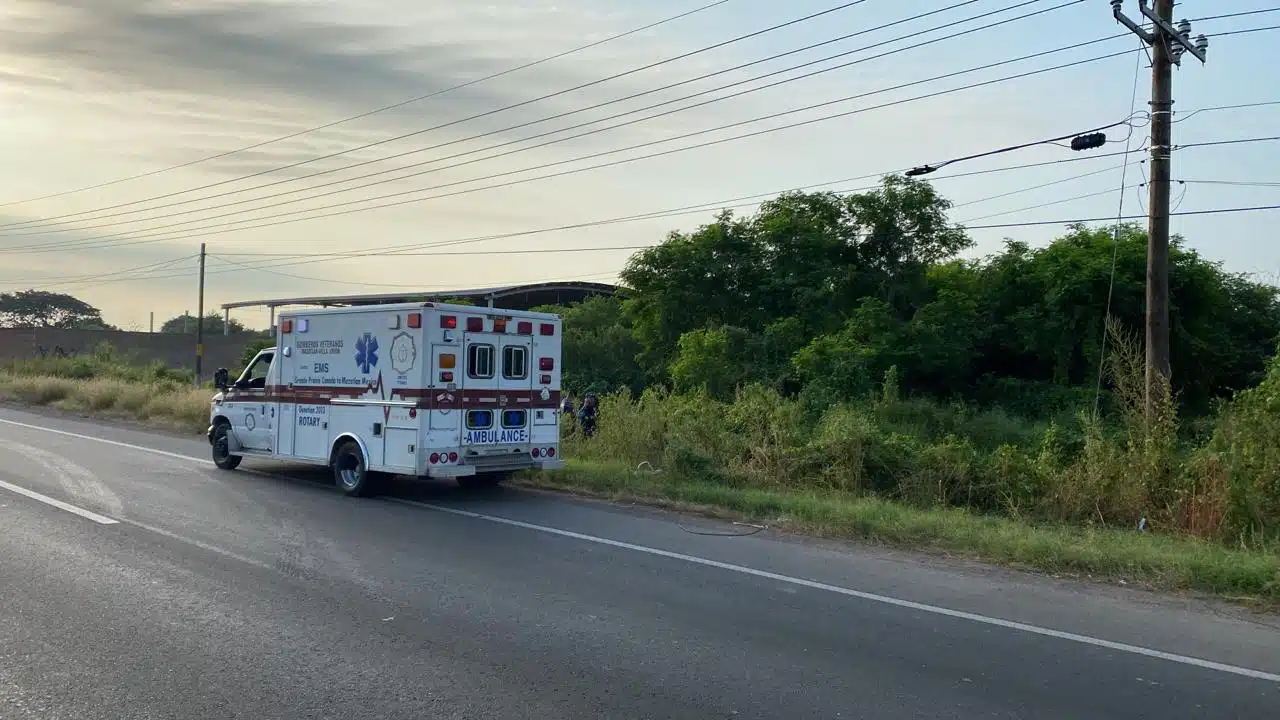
[220,281,622,312]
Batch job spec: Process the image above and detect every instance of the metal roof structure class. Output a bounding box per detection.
[220,281,622,314]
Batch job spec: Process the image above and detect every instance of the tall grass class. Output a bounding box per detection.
[564,320,1279,550]
[0,343,208,433]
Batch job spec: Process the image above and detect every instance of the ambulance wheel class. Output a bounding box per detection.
[458,472,505,490]
[332,440,376,497]
[211,422,241,471]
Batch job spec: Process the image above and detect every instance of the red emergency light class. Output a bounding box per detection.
[440,315,457,329]
[466,317,483,332]
[517,321,533,334]
[407,312,422,329]
[539,357,554,371]
[539,323,555,336]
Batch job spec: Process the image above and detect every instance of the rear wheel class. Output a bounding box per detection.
[458,472,506,490]
[211,422,241,471]
[332,440,377,497]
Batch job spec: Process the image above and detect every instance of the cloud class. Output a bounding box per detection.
[1,0,532,109]
[0,0,746,183]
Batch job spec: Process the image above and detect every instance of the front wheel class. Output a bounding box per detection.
[332,440,377,497]
[211,423,242,470]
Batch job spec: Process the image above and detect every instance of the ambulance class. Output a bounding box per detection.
[207,301,566,496]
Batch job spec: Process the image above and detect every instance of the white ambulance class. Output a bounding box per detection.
[207,301,566,496]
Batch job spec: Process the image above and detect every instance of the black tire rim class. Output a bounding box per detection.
[213,428,230,462]
[338,452,361,490]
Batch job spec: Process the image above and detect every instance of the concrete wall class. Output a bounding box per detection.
[0,328,262,373]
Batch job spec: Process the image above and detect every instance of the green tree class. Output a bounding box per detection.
[0,290,107,329]
[621,176,970,382]
[533,296,645,395]
[161,312,248,335]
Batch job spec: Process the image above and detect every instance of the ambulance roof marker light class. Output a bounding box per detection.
[407,312,422,329]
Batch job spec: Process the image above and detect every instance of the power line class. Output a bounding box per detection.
[1179,179,1280,188]
[1173,100,1280,124]
[0,0,872,218]
[1095,34,1145,416]
[1,148,1150,275]
[1,42,1148,254]
[10,151,1153,287]
[0,253,198,288]
[104,203,1280,285]
[13,176,1278,290]
[0,0,1067,234]
[905,114,1138,176]
[1179,135,1280,149]
[958,185,1135,223]
[0,0,735,208]
[963,204,1280,229]
[23,19,1274,255]
[6,126,1273,266]
[1189,8,1280,23]
[6,23,1271,256]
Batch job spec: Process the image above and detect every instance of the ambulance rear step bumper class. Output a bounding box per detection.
[424,465,476,478]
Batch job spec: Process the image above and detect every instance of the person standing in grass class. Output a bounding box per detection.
[561,393,576,434]
[578,393,598,439]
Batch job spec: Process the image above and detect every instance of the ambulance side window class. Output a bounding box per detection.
[467,344,495,379]
[238,352,274,390]
[502,346,528,380]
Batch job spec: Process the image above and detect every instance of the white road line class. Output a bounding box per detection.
[2,414,1276,683]
[0,478,119,525]
[390,498,1280,684]
[0,417,206,465]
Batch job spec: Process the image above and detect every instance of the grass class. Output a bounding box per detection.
[519,461,1280,604]
[1,342,1277,604]
[0,344,209,433]
[0,372,210,433]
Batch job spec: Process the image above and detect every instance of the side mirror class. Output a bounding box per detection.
[213,368,229,391]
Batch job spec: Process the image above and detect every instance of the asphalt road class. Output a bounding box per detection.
[0,406,1276,719]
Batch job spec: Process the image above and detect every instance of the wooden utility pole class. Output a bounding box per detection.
[1111,0,1207,419]
[195,243,206,388]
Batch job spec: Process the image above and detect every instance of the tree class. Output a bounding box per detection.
[533,296,645,395]
[620,176,971,382]
[161,312,248,335]
[0,290,106,329]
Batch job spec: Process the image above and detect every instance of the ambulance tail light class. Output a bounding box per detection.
[540,374,551,384]
[430,453,440,464]
[440,315,457,329]
[539,323,555,336]
[546,447,556,457]
[539,357,554,371]
[448,452,458,463]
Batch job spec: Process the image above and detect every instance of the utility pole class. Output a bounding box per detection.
[195,243,206,388]
[1111,0,1207,420]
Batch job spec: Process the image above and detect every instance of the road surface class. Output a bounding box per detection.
[0,405,1276,719]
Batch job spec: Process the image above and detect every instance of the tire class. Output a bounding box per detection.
[332,440,376,497]
[458,472,505,490]
[211,422,242,471]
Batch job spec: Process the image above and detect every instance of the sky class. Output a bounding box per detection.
[0,0,1277,330]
